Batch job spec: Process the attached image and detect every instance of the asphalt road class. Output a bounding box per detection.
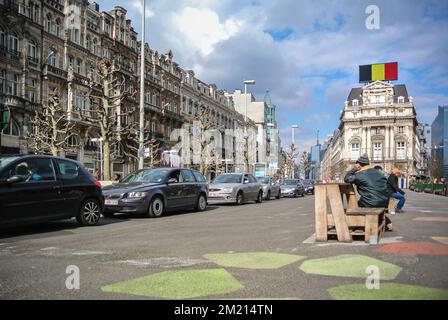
[0,192,447,300]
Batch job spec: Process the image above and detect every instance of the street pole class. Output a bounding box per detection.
[243,80,255,172]
[99,139,103,180]
[291,125,298,179]
[138,0,146,169]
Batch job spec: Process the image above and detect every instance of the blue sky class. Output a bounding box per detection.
[96,0,448,152]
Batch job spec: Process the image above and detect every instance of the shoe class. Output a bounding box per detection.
[389,211,396,215]
[386,223,394,232]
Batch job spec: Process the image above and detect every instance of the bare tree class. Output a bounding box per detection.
[27,88,79,156]
[284,144,299,179]
[299,151,310,179]
[81,58,135,180]
[120,122,161,169]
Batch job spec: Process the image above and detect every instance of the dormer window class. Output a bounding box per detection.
[398,96,404,104]
[352,99,358,107]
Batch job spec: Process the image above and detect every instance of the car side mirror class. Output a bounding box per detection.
[5,176,24,185]
[167,178,178,184]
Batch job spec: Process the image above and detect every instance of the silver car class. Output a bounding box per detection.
[208,173,263,205]
[257,176,281,200]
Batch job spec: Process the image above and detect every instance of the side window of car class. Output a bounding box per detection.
[7,158,56,182]
[192,171,206,182]
[56,160,79,180]
[168,170,182,183]
[249,175,257,183]
[181,170,196,183]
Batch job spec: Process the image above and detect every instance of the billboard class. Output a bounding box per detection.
[359,62,398,82]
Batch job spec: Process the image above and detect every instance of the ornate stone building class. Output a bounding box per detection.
[321,80,421,185]
[0,1,186,178]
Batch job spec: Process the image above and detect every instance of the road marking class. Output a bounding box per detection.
[413,217,448,222]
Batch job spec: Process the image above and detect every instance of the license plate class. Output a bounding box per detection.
[105,199,119,206]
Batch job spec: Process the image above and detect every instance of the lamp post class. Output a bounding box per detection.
[291,124,298,179]
[243,80,255,172]
[138,0,146,169]
[91,138,103,180]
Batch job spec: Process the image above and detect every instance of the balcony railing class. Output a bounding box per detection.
[44,64,67,79]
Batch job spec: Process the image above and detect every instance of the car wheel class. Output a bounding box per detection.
[147,196,165,218]
[195,193,207,212]
[102,211,115,218]
[77,198,101,226]
[256,191,263,203]
[294,191,298,198]
[301,191,305,197]
[266,190,271,200]
[276,191,281,199]
[236,191,244,205]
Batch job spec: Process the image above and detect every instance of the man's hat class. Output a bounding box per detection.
[356,154,370,165]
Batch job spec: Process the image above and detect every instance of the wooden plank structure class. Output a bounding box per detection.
[314,183,386,244]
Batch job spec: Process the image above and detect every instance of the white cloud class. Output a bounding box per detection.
[172,7,242,56]
[132,1,155,18]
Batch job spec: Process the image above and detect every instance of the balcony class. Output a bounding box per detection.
[27,56,39,68]
[0,94,40,112]
[43,64,67,80]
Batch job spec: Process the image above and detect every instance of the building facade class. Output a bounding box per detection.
[431,105,448,179]
[320,80,420,185]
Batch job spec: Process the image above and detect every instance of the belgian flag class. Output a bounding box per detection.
[359,62,398,82]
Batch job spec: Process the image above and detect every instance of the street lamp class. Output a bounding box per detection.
[291,124,298,178]
[91,138,103,180]
[138,0,147,169]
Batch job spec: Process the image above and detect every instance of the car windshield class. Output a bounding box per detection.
[120,169,169,183]
[0,156,20,170]
[257,177,270,184]
[303,180,313,186]
[282,180,297,185]
[212,174,242,184]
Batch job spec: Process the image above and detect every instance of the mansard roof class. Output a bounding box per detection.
[346,82,410,107]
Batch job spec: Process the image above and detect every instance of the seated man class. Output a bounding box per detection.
[387,168,406,214]
[344,154,393,231]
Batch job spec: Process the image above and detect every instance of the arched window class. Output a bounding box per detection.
[27,39,37,62]
[8,32,19,55]
[55,19,61,37]
[48,51,57,66]
[67,135,79,147]
[1,119,20,137]
[45,14,52,33]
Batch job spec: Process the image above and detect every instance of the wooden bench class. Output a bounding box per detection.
[315,183,386,244]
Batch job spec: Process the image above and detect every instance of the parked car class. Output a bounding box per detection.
[257,176,281,200]
[303,179,315,195]
[208,173,263,205]
[280,179,305,197]
[0,155,103,228]
[102,168,208,218]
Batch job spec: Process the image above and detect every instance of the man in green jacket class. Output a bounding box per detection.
[344,154,393,230]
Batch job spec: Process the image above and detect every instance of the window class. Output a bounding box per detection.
[0,28,5,49]
[4,158,56,182]
[181,170,196,182]
[27,40,37,62]
[398,126,404,134]
[353,112,357,118]
[75,59,82,74]
[92,38,97,55]
[48,52,57,66]
[1,119,20,137]
[192,171,206,182]
[55,19,61,37]
[373,143,382,161]
[45,14,52,33]
[0,69,5,94]
[376,111,380,116]
[398,96,404,104]
[7,73,20,96]
[352,99,358,107]
[397,142,406,160]
[371,95,385,104]
[56,159,79,180]
[73,90,85,111]
[351,143,360,161]
[375,127,381,135]
[8,32,19,55]
[27,90,36,102]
